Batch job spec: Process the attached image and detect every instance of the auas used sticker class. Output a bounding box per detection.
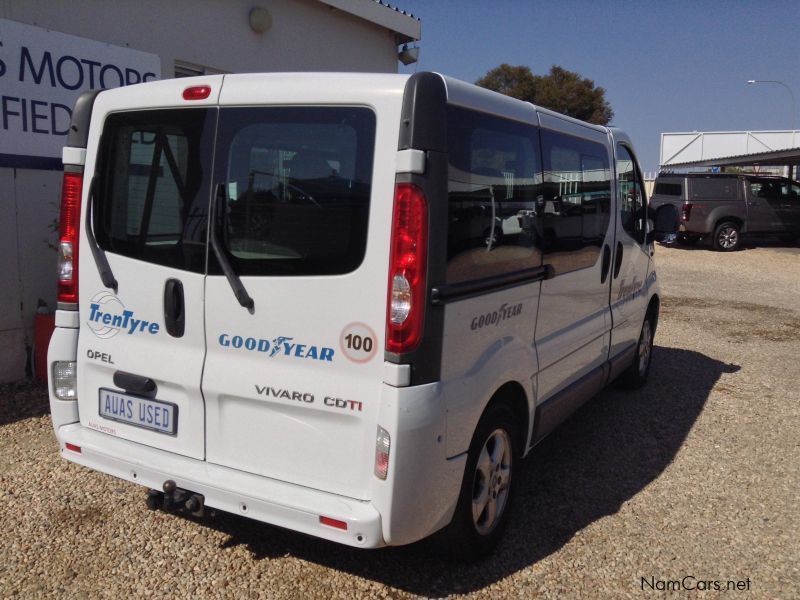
[219,333,334,362]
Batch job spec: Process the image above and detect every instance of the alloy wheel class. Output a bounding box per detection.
[472,428,512,536]
[638,319,652,375]
[718,226,739,250]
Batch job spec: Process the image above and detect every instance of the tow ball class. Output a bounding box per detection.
[146,480,206,517]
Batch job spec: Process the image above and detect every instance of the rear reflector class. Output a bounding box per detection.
[183,85,211,101]
[65,443,81,454]
[374,425,391,480]
[319,516,348,530]
[57,171,83,303]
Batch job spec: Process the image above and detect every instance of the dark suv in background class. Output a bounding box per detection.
[650,173,800,250]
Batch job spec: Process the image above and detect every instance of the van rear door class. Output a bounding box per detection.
[77,80,222,459]
[201,75,400,500]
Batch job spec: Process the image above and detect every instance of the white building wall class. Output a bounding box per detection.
[0,0,413,381]
[2,0,400,75]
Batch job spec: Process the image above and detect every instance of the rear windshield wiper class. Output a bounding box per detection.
[85,176,118,291]
[211,184,254,310]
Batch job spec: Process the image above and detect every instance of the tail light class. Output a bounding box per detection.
[57,171,83,303]
[681,202,692,222]
[374,426,391,480]
[386,183,428,354]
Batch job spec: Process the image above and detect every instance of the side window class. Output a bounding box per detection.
[654,181,682,196]
[445,106,542,284]
[616,145,646,244]
[96,108,215,272]
[781,181,800,202]
[540,130,611,274]
[751,179,780,201]
[691,178,737,200]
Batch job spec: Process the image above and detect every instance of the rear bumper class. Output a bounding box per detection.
[49,311,465,548]
[57,423,385,548]
[52,372,465,548]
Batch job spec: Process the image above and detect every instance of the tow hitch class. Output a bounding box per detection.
[146,480,206,517]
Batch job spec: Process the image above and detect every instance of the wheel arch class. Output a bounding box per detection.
[647,293,660,334]
[483,380,531,456]
[714,215,744,232]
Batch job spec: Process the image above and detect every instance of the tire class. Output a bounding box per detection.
[439,403,519,560]
[619,312,655,389]
[713,221,741,251]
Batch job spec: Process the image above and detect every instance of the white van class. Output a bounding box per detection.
[47,72,677,558]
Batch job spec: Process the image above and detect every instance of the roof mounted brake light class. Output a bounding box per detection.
[183,85,211,101]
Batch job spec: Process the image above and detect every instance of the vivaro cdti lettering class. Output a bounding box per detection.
[47,72,678,558]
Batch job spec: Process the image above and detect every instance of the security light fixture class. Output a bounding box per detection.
[249,7,272,34]
[398,45,419,66]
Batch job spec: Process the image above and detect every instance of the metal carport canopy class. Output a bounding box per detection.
[660,130,800,169]
[664,146,800,168]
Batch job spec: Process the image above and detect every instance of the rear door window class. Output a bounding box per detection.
[212,107,376,276]
[95,108,215,273]
[780,181,800,202]
[749,179,781,201]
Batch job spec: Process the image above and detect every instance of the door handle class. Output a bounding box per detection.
[113,371,157,395]
[600,244,611,284]
[613,241,623,279]
[164,278,185,338]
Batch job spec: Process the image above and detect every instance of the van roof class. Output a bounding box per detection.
[657,172,789,180]
[98,71,611,137]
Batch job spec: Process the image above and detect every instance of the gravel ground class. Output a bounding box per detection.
[1,242,798,599]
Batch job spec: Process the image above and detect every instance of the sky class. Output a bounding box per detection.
[395,0,800,173]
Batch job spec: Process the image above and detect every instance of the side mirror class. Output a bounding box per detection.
[646,204,680,244]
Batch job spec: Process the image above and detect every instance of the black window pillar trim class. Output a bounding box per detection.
[384,72,449,386]
[67,90,101,149]
[431,265,554,305]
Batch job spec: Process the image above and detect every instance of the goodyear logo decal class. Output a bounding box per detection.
[219,333,334,362]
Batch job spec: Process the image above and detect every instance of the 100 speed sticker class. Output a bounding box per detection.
[339,322,378,363]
